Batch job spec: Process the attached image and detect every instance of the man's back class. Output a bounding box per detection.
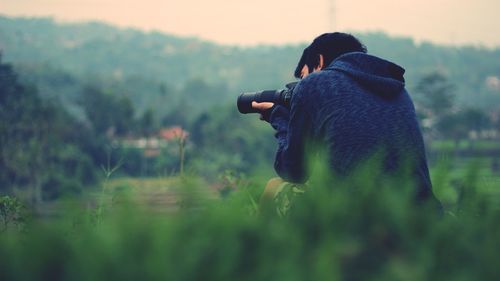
[271,52,435,202]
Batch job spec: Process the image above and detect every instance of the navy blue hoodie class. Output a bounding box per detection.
[269,52,435,201]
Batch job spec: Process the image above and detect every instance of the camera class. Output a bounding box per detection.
[237,82,298,114]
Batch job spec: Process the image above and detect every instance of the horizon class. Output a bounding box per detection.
[1,0,499,48]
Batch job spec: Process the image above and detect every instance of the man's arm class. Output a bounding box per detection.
[268,83,312,183]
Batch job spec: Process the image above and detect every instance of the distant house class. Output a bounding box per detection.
[159,126,189,142]
[118,126,189,158]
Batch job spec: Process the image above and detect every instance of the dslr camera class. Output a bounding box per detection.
[237,82,298,114]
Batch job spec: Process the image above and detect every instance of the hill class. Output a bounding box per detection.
[1,15,499,115]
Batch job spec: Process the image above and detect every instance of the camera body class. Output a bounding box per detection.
[237,82,298,114]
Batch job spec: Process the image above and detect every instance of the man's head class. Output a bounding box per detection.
[294,32,367,78]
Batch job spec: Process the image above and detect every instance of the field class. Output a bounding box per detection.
[428,141,500,209]
[2,163,500,281]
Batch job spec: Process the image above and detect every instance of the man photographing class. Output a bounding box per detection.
[251,32,441,207]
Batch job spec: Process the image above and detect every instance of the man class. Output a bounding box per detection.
[253,32,440,207]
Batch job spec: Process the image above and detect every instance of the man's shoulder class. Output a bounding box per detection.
[294,69,344,98]
[301,68,345,87]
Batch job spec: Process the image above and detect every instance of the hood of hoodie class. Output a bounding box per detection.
[326,52,406,98]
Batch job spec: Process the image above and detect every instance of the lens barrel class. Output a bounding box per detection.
[237,90,281,114]
[236,82,297,114]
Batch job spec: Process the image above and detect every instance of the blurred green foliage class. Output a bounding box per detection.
[0,56,99,204]
[0,163,498,281]
[0,196,26,232]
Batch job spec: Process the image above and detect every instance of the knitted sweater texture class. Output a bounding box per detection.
[269,52,435,201]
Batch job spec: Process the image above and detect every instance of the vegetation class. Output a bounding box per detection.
[0,57,99,204]
[1,15,499,113]
[0,163,499,280]
[0,15,499,280]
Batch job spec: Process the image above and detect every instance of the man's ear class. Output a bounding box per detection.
[315,54,324,71]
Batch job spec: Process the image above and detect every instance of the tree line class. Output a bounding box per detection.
[0,56,276,205]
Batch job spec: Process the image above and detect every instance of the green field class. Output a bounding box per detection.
[2,166,500,281]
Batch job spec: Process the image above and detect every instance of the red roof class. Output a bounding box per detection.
[159,126,189,141]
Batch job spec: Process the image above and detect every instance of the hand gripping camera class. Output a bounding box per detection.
[237,82,298,114]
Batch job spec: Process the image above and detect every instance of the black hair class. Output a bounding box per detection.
[294,32,367,78]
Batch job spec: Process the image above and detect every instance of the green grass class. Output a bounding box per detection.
[1,161,499,281]
[429,154,500,208]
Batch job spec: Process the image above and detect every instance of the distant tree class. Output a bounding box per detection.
[188,105,275,178]
[414,71,455,124]
[138,108,156,136]
[0,56,97,204]
[190,112,210,147]
[460,108,492,149]
[436,107,492,149]
[435,114,468,147]
[160,97,192,128]
[80,86,135,136]
[460,108,491,134]
[413,72,458,147]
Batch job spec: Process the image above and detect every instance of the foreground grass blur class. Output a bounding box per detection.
[0,163,499,281]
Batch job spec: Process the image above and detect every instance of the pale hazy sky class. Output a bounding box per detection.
[2,0,499,47]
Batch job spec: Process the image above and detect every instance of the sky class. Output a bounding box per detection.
[2,0,500,47]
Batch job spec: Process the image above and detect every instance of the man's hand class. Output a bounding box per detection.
[252,101,275,121]
[252,101,274,111]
